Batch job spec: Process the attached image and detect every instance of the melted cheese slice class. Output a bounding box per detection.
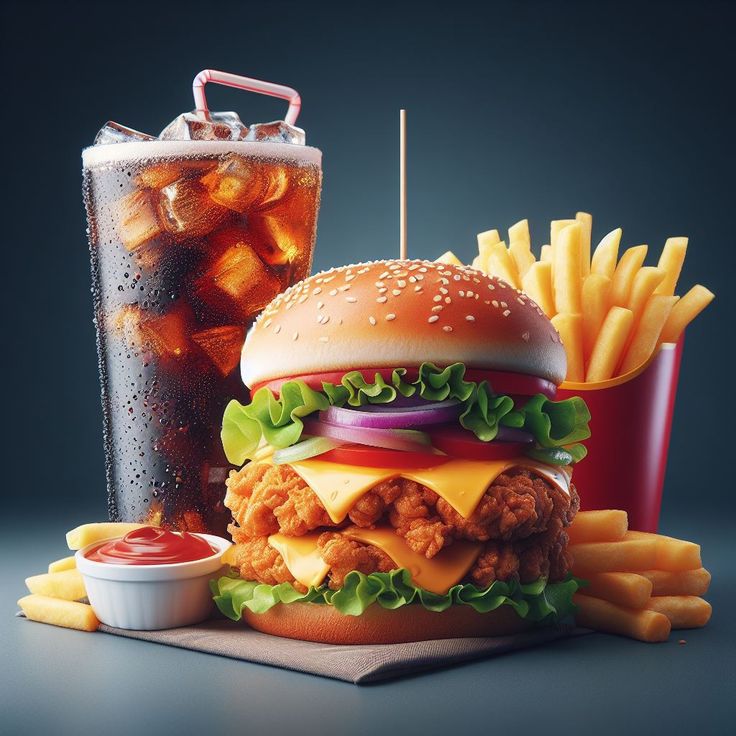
[342,527,483,595]
[267,528,483,595]
[288,457,571,524]
[268,532,330,589]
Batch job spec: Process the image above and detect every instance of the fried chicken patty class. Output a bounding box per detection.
[224,461,579,557]
[224,461,578,592]
[226,522,572,593]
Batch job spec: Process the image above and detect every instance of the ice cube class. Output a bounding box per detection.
[196,237,282,317]
[245,120,305,145]
[158,179,229,239]
[159,111,248,141]
[94,121,155,145]
[112,303,190,360]
[200,156,291,214]
[191,325,246,376]
[116,191,164,251]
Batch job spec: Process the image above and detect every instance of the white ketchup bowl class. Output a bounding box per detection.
[76,533,231,630]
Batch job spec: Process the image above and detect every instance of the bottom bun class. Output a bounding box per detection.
[244,603,533,645]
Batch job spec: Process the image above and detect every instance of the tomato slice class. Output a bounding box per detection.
[319,445,450,469]
[428,428,527,461]
[253,367,557,399]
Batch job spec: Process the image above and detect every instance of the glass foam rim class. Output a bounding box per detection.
[82,139,322,168]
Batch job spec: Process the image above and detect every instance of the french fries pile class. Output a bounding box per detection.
[438,213,714,382]
[17,522,151,633]
[568,510,712,642]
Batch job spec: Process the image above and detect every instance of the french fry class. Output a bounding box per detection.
[48,556,76,574]
[66,521,151,550]
[25,569,87,601]
[660,285,715,343]
[578,572,653,609]
[509,240,535,280]
[435,251,463,266]
[477,229,501,257]
[486,242,521,288]
[508,219,530,249]
[540,244,553,264]
[553,224,583,314]
[639,568,711,597]
[573,594,671,642]
[586,307,634,382]
[590,228,622,279]
[570,536,659,574]
[575,211,592,278]
[17,594,99,633]
[522,261,555,317]
[619,295,677,374]
[581,273,611,360]
[625,531,702,571]
[551,219,576,248]
[645,596,712,629]
[551,313,584,382]
[654,237,688,296]
[609,244,648,307]
[567,509,628,544]
[471,254,487,272]
[627,266,666,324]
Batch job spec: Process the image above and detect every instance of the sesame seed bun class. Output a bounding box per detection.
[241,259,566,388]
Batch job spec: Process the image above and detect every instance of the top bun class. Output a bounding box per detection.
[241,260,566,388]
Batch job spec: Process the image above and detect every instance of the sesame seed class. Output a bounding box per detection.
[443,325,453,332]
[484,300,490,304]
[414,286,423,292]
[419,267,428,273]
[501,301,508,308]
[317,301,324,309]
[274,324,282,334]
[439,277,449,285]
[369,316,377,326]
[432,305,443,312]
[298,295,308,303]
[346,296,357,303]
[386,313,396,321]
[517,297,526,305]
[409,276,417,283]
[264,318,272,328]
[319,336,329,342]
[375,281,385,288]
[433,295,442,303]
[502,309,511,317]
[293,332,299,341]
[492,300,499,307]
[459,290,465,297]
[329,289,338,296]
[439,287,449,295]
[377,295,388,303]
[339,284,351,291]
[415,274,424,281]
[313,287,322,295]
[453,275,461,281]
[467,290,474,297]
[522,331,530,341]
[487,283,495,290]
[466,315,475,321]
[428,315,440,323]
[322,315,330,324]
[345,274,356,282]
[445,297,452,304]
[397,280,406,288]
[378,287,388,294]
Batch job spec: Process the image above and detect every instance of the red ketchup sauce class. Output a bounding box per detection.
[85,526,217,565]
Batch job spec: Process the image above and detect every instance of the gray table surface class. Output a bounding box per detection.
[2,508,733,736]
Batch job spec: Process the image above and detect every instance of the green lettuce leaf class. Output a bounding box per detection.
[221,362,591,464]
[210,570,582,623]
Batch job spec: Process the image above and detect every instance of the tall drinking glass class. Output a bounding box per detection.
[82,72,322,533]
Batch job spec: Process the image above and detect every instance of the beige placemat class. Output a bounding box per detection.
[97,619,589,683]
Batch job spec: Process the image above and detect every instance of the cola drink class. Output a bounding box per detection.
[83,131,321,533]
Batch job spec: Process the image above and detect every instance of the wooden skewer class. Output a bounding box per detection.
[399,109,407,260]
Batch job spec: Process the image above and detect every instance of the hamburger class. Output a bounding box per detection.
[212,259,590,644]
